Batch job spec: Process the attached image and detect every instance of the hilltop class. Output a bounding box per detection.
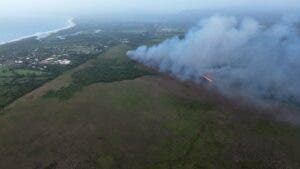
[0,45,299,169]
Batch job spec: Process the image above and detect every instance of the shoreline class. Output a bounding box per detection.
[0,17,76,46]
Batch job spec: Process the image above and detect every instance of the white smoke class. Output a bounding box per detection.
[127,15,300,105]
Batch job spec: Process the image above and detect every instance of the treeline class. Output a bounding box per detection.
[44,54,154,100]
[0,74,51,109]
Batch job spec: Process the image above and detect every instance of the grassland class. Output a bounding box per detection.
[0,45,299,169]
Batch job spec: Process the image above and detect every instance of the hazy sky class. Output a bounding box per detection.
[1,0,300,16]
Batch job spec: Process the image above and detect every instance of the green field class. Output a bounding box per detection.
[0,66,51,108]
[0,45,299,169]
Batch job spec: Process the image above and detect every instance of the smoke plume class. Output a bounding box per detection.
[127,15,300,105]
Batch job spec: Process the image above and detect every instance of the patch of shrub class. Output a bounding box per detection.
[44,55,154,100]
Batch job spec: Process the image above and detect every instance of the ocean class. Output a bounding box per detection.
[0,16,75,45]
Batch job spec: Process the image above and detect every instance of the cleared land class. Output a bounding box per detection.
[0,45,299,169]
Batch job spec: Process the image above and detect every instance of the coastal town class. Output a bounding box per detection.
[0,20,185,108]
